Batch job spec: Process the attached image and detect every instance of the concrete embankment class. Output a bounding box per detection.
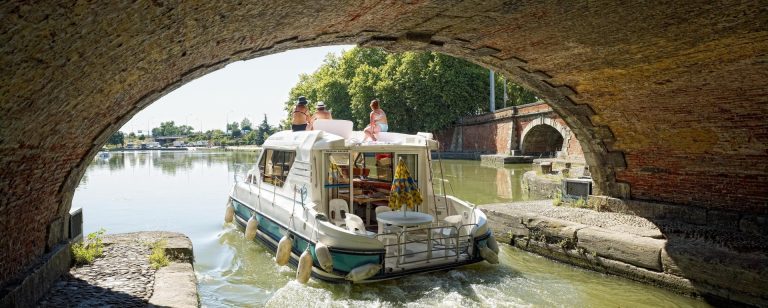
[482,201,768,307]
[35,231,197,308]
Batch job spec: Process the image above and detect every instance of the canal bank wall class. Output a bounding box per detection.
[482,200,768,307]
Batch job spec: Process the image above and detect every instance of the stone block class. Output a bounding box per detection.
[738,215,768,235]
[45,218,64,251]
[149,262,198,308]
[706,210,741,230]
[524,216,587,240]
[664,240,768,306]
[660,247,683,276]
[576,227,665,271]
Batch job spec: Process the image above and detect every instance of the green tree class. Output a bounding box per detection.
[227,122,241,137]
[282,47,538,133]
[240,118,253,131]
[107,131,125,147]
[255,114,274,145]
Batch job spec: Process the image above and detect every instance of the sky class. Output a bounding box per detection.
[122,45,354,134]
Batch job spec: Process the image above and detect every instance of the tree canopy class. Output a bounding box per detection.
[283,47,538,132]
[151,121,193,137]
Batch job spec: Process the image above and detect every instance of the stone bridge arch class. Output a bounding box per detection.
[519,116,571,157]
[1,2,766,304]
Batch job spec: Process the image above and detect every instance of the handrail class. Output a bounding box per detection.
[374,223,478,268]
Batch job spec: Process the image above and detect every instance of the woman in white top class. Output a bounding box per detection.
[363,99,388,141]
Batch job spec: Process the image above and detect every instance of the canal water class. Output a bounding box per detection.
[74,151,709,307]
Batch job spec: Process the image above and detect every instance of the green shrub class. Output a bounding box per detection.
[72,228,106,265]
[149,240,170,269]
[552,190,563,206]
[574,197,587,208]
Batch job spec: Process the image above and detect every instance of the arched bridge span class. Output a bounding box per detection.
[1,1,766,301]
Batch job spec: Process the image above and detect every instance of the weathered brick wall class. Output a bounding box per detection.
[1,1,766,291]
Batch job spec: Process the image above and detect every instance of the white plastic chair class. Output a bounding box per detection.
[329,199,349,227]
[432,212,467,249]
[345,213,376,237]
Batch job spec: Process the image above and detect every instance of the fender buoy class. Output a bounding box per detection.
[479,245,499,264]
[224,200,235,223]
[276,235,293,266]
[244,216,259,240]
[345,263,381,282]
[314,242,333,272]
[487,235,499,254]
[296,248,313,284]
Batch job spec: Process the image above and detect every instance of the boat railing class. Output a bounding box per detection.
[375,223,478,268]
[232,163,253,183]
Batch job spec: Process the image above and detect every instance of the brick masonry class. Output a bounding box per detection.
[438,102,585,159]
[1,1,766,293]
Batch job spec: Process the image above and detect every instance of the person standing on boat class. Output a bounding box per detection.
[291,96,311,132]
[312,101,333,124]
[363,99,388,141]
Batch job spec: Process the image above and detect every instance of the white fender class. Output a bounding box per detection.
[479,245,499,264]
[296,248,313,284]
[244,216,259,240]
[314,242,333,272]
[224,199,234,223]
[276,235,293,266]
[487,235,499,254]
[345,263,381,282]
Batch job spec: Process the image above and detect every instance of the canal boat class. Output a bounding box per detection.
[225,119,499,283]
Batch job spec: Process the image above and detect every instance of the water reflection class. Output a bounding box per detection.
[87,151,258,177]
[433,160,535,204]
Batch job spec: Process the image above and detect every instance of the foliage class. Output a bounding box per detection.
[240,118,253,131]
[255,114,275,145]
[152,121,194,137]
[573,197,587,208]
[282,47,538,133]
[553,190,563,206]
[149,240,170,269]
[227,122,241,137]
[72,228,106,265]
[107,131,124,146]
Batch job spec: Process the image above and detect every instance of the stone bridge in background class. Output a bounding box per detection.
[1,1,766,306]
[436,101,584,160]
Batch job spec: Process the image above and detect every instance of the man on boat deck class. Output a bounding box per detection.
[291,96,311,131]
[312,101,333,122]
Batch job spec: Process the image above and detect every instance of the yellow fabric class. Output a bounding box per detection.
[389,158,423,210]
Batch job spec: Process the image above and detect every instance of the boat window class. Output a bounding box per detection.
[396,154,418,182]
[259,149,295,187]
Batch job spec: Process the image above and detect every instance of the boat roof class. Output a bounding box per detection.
[262,120,438,159]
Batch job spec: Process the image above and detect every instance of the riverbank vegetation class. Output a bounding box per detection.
[149,240,170,269]
[282,47,538,132]
[106,114,278,149]
[72,228,106,265]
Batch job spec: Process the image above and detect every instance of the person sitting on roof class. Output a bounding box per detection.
[291,96,311,132]
[363,99,388,141]
[310,101,332,129]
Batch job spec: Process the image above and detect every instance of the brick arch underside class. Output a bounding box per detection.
[1,2,766,286]
[521,124,565,156]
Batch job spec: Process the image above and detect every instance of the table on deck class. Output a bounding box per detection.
[377,211,435,262]
[338,193,388,226]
